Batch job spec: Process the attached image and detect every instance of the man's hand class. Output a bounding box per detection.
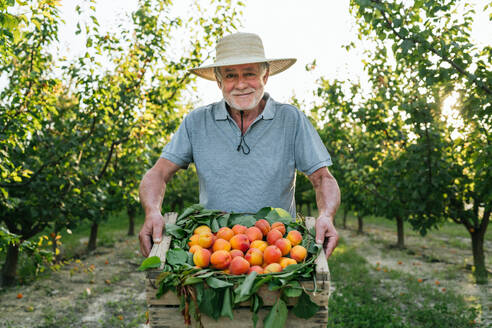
[315,214,339,258]
[139,212,165,257]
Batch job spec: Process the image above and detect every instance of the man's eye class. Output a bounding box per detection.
[225,74,235,79]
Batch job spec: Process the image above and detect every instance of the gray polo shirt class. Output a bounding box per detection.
[161,93,332,217]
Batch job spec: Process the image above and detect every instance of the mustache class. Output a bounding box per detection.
[231,88,256,96]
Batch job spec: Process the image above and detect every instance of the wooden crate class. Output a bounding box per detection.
[145,212,330,328]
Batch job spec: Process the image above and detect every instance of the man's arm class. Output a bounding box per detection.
[308,167,341,258]
[138,157,181,257]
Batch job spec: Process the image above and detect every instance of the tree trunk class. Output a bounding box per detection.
[396,216,405,248]
[1,243,19,286]
[470,228,488,284]
[357,214,364,234]
[127,205,136,236]
[343,208,348,229]
[88,222,98,252]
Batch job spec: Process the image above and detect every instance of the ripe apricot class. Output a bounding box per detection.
[286,230,302,246]
[210,250,232,270]
[248,265,264,274]
[232,224,247,235]
[250,240,268,252]
[264,263,282,273]
[230,234,250,252]
[193,248,211,268]
[263,245,282,264]
[212,238,231,252]
[279,257,297,268]
[246,226,263,242]
[290,245,307,262]
[187,234,200,247]
[194,225,212,235]
[229,256,250,275]
[189,245,202,254]
[271,222,286,236]
[198,232,214,248]
[245,248,263,266]
[230,249,244,258]
[255,219,271,235]
[275,238,292,256]
[216,227,234,241]
[266,229,283,245]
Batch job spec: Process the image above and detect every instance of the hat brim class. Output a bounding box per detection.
[189,58,297,81]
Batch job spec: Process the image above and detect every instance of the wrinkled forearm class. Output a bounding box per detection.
[139,169,167,216]
[310,168,340,220]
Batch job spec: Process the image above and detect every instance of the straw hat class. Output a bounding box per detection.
[190,32,296,81]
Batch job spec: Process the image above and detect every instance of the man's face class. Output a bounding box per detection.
[217,63,269,111]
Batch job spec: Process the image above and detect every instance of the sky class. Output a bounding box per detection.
[56,0,490,108]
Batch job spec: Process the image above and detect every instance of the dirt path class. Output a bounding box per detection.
[338,223,492,327]
[0,236,149,328]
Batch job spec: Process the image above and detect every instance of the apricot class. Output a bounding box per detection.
[255,219,271,235]
[232,224,247,235]
[263,245,282,264]
[216,227,234,241]
[230,234,250,252]
[198,232,214,248]
[250,240,268,252]
[266,229,283,245]
[187,234,200,247]
[290,245,307,262]
[264,263,282,273]
[230,249,244,258]
[210,250,232,270]
[275,238,292,256]
[212,238,231,252]
[248,265,264,274]
[189,245,202,254]
[279,257,297,269]
[194,225,212,235]
[245,248,263,266]
[271,222,286,236]
[286,230,302,246]
[245,226,263,242]
[193,248,211,268]
[229,256,250,275]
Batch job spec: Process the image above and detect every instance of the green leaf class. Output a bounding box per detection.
[292,291,319,319]
[177,204,203,221]
[263,298,288,328]
[234,271,258,303]
[166,248,188,266]
[198,286,223,320]
[165,223,186,239]
[265,208,294,225]
[183,277,203,285]
[206,277,233,288]
[220,287,234,319]
[283,281,302,298]
[229,214,257,227]
[138,256,161,271]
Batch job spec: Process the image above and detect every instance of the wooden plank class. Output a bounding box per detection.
[147,212,177,270]
[146,279,329,307]
[305,217,330,283]
[148,304,328,328]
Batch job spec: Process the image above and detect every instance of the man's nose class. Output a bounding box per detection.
[236,75,248,88]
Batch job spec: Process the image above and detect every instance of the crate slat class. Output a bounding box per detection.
[146,279,329,307]
[148,304,328,328]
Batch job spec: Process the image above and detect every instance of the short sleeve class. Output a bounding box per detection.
[294,112,332,175]
[160,115,193,168]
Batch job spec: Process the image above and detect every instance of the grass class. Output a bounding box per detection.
[327,239,479,328]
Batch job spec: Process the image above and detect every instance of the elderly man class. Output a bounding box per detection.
[139,32,340,259]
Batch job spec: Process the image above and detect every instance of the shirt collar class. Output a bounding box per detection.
[214,92,276,121]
